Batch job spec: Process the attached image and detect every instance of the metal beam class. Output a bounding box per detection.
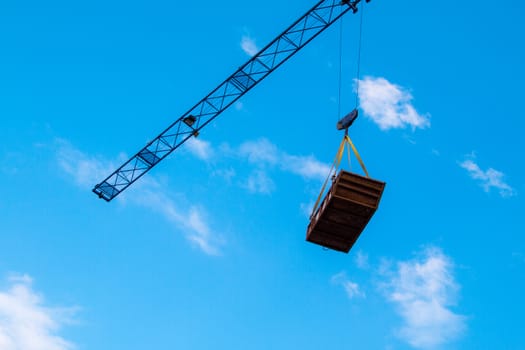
[93,0,370,201]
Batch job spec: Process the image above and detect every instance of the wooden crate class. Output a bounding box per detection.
[306,170,385,253]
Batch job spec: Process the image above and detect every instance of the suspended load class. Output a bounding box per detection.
[306,111,385,253]
[307,170,385,253]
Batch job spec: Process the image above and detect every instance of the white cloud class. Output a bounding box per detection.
[232,139,332,199]
[459,158,516,197]
[186,208,221,255]
[240,35,259,56]
[137,184,223,256]
[382,247,466,349]
[186,138,214,161]
[55,138,118,188]
[234,101,244,111]
[211,167,236,183]
[55,140,223,255]
[357,76,430,130]
[0,274,77,350]
[194,138,330,187]
[1,151,22,175]
[238,138,330,182]
[239,138,279,165]
[56,137,328,250]
[281,154,331,181]
[300,200,315,218]
[355,250,370,270]
[243,170,275,194]
[332,272,365,299]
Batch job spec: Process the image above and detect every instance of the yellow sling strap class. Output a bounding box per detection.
[310,134,369,219]
[344,134,369,178]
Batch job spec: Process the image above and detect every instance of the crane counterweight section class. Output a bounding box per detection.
[93,0,372,201]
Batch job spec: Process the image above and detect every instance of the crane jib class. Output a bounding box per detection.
[92,0,371,202]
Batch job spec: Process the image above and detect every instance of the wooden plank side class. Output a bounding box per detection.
[335,172,385,209]
[306,198,371,252]
[337,181,383,199]
[321,201,371,227]
[306,226,352,252]
[315,219,363,241]
[330,196,376,219]
[306,170,386,254]
[335,185,380,208]
[339,171,386,191]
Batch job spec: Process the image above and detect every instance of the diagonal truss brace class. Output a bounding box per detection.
[93,0,370,201]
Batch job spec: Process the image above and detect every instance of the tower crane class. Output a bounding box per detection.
[93,0,371,201]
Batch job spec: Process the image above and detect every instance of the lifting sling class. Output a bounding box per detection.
[310,132,369,219]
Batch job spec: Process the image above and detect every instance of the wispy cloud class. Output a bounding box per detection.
[55,139,223,255]
[137,184,223,256]
[512,252,525,264]
[234,101,244,111]
[357,76,430,130]
[238,138,330,182]
[56,137,327,250]
[0,274,77,350]
[198,138,330,201]
[459,156,516,197]
[243,169,275,194]
[300,200,315,218]
[1,151,22,176]
[281,154,331,181]
[239,138,279,165]
[186,138,214,161]
[240,35,259,56]
[355,250,370,270]
[56,138,118,187]
[202,139,330,185]
[211,167,236,183]
[381,247,466,349]
[332,272,365,299]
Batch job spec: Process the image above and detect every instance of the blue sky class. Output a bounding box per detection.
[1,0,524,349]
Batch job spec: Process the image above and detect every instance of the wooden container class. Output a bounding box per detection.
[306,170,385,253]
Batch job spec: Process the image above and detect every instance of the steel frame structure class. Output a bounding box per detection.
[93,0,370,201]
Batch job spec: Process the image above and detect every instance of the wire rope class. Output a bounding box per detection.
[337,17,344,121]
[355,1,365,108]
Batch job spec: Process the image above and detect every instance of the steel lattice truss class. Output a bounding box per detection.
[93,0,369,201]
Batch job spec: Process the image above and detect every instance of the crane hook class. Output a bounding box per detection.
[337,109,358,131]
